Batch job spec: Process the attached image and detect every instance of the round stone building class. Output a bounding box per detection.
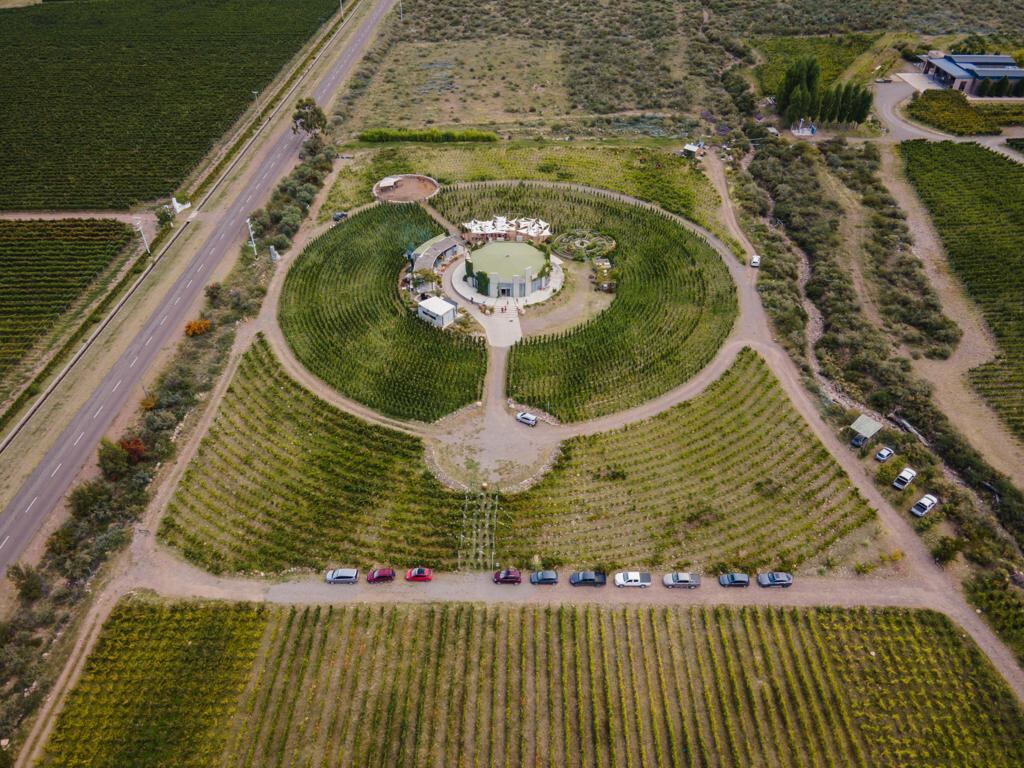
[462,216,553,300]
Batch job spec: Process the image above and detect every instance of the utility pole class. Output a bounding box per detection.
[134,220,151,256]
[399,0,403,21]
[251,89,259,110]
[245,217,258,255]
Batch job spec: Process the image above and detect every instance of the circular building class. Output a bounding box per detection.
[466,241,550,299]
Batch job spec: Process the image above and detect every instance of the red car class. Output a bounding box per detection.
[405,566,433,582]
[367,567,395,583]
[493,568,522,584]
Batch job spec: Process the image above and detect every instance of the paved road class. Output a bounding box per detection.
[0,0,395,572]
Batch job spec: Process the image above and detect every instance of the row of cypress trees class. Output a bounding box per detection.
[776,57,873,125]
[976,76,1024,97]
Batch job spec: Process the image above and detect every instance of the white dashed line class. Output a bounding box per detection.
[93,405,103,419]
[186,279,193,288]
[0,536,9,551]
[50,463,62,478]
[159,315,167,326]
[145,336,153,346]
[174,296,181,306]
[198,263,206,272]
[130,356,139,368]
[24,497,37,515]
[73,431,85,446]
[112,379,121,393]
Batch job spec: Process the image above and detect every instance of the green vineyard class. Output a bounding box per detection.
[42,601,265,768]
[503,349,876,572]
[901,141,1024,440]
[279,203,486,421]
[159,336,465,573]
[0,219,134,394]
[434,185,737,422]
[0,0,336,209]
[42,600,1024,767]
[753,34,877,94]
[162,343,871,575]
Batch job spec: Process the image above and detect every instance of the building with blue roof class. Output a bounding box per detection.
[922,53,1024,95]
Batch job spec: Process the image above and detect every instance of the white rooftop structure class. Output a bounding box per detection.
[417,295,458,329]
[850,414,883,439]
[462,215,552,240]
[378,176,400,189]
[419,295,456,316]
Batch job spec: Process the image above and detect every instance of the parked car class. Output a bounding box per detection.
[718,573,750,588]
[662,572,701,589]
[892,467,917,490]
[331,211,348,223]
[874,446,894,462]
[530,570,558,585]
[911,494,938,518]
[851,433,868,448]
[750,253,761,268]
[757,572,793,588]
[325,568,358,584]
[569,571,607,587]
[367,567,395,583]
[515,411,538,427]
[405,566,433,582]
[614,571,652,588]
[493,567,522,584]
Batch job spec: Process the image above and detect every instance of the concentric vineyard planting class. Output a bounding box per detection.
[434,185,737,422]
[0,219,134,395]
[42,601,265,768]
[901,141,1024,440]
[279,203,486,421]
[0,0,336,209]
[503,349,876,572]
[161,344,871,574]
[41,601,1024,767]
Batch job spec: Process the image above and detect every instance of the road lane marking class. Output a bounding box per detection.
[159,315,167,326]
[24,497,37,514]
[174,296,181,306]
[130,356,139,368]
[112,379,121,393]
[198,263,206,272]
[186,279,193,288]
[73,431,85,446]
[145,336,153,346]
[93,405,103,419]
[0,536,8,551]
[50,463,62,478]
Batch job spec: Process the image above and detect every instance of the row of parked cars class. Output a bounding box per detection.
[326,566,793,589]
[870,445,940,519]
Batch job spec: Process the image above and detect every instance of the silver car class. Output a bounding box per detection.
[663,572,701,589]
[325,567,359,584]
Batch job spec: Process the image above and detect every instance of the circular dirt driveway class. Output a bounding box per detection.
[372,174,440,202]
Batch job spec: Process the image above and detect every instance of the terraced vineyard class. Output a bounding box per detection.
[42,601,265,768]
[0,219,135,399]
[159,336,465,573]
[434,185,737,422]
[279,204,486,421]
[42,600,1024,767]
[901,141,1024,440]
[0,0,336,209]
[503,349,876,572]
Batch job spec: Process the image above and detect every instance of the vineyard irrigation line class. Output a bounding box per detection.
[0,0,368,458]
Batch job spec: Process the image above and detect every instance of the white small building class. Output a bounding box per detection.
[417,295,457,329]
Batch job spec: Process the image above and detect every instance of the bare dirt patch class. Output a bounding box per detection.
[519,260,614,337]
[373,173,439,202]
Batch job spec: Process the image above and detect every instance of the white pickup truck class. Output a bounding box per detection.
[614,571,652,588]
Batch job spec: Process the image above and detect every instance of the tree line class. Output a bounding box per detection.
[776,57,872,124]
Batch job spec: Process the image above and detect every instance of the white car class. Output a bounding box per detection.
[325,568,358,584]
[874,446,894,462]
[750,253,761,268]
[911,494,938,517]
[892,467,917,490]
[613,571,652,588]
[515,411,538,427]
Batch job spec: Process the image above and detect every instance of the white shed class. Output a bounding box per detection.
[417,296,457,328]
